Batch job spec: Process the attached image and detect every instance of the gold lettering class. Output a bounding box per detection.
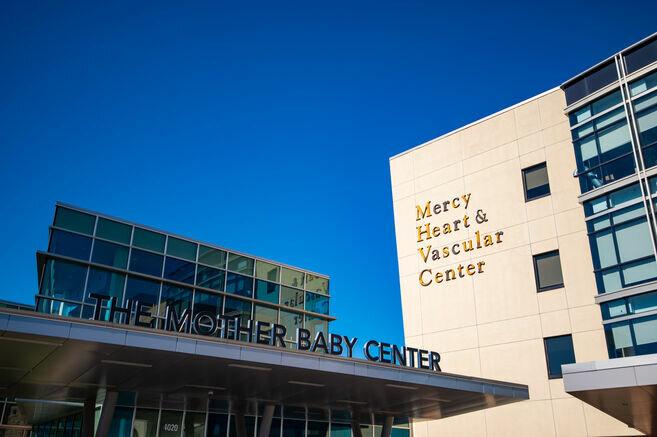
[466,264,476,275]
[442,223,452,234]
[416,202,432,221]
[461,193,471,209]
[477,261,486,273]
[495,231,504,243]
[435,271,444,283]
[419,269,432,286]
[451,197,460,208]
[484,235,493,246]
[417,224,431,242]
[418,246,431,263]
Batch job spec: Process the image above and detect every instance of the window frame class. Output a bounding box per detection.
[532,250,565,292]
[543,334,576,379]
[521,162,551,202]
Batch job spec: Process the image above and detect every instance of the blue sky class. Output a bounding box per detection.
[1,0,656,346]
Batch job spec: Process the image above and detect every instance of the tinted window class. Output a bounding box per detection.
[306,274,329,295]
[124,277,160,311]
[49,229,92,261]
[255,280,279,304]
[522,163,550,201]
[198,245,226,268]
[223,297,252,324]
[92,240,128,269]
[254,304,278,325]
[305,292,329,315]
[196,265,225,291]
[133,228,166,253]
[625,37,657,74]
[281,286,304,309]
[256,260,279,282]
[279,310,302,342]
[85,268,125,303]
[40,259,87,301]
[159,285,192,317]
[54,207,95,235]
[130,249,164,277]
[193,291,222,316]
[226,273,253,297]
[281,268,304,289]
[163,257,195,284]
[227,253,254,275]
[544,335,576,378]
[533,251,564,291]
[564,61,618,105]
[96,218,132,244]
[166,237,197,261]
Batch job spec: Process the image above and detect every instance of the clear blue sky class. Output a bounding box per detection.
[1,0,656,346]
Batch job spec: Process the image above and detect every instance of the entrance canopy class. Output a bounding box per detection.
[0,309,528,425]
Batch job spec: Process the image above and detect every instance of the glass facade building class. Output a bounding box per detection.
[563,34,657,360]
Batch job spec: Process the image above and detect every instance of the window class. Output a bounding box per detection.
[624,36,657,74]
[133,228,166,253]
[166,237,197,261]
[159,285,192,317]
[227,253,254,275]
[256,260,279,282]
[281,268,304,289]
[544,335,576,379]
[225,273,253,297]
[563,60,618,105]
[129,249,164,277]
[49,229,92,261]
[85,268,125,304]
[281,286,304,309]
[605,313,657,358]
[533,250,564,291]
[306,274,329,295]
[522,163,550,201]
[95,218,132,245]
[193,290,222,316]
[255,280,279,304]
[91,240,128,269]
[40,259,87,301]
[54,207,95,235]
[124,277,160,309]
[305,292,329,315]
[196,265,225,291]
[198,245,226,268]
[163,257,195,284]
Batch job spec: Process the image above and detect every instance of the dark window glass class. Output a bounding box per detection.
[40,259,87,301]
[601,291,657,320]
[36,298,81,318]
[257,417,281,437]
[533,250,564,291]
[227,253,254,275]
[129,249,164,277]
[166,237,197,261]
[196,265,225,291]
[522,163,550,201]
[569,90,623,125]
[279,310,302,342]
[183,412,205,437]
[96,218,132,245]
[625,37,657,74]
[307,421,329,437]
[198,245,226,268]
[159,285,192,317]
[159,410,183,437]
[226,273,254,297]
[133,409,158,437]
[564,61,618,105]
[92,240,128,269]
[193,291,222,316]
[305,292,329,315]
[163,257,195,284]
[605,313,657,358]
[330,423,351,437]
[254,305,278,325]
[255,280,279,304]
[281,286,304,309]
[54,207,95,235]
[206,414,228,437]
[133,228,166,253]
[85,268,125,303]
[124,277,160,311]
[544,335,576,378]
[223,297,252,325]
[49,229,92,261]
[305,316,328,340]
[108,406,133,437]
[281,419,305,437]
[635,94,657,169]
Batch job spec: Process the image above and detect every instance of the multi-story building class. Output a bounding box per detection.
[390,32,657,436]
[0,204,527,436]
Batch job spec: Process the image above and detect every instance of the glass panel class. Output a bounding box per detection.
[92,240,128,269]
[54,207,95,235]
[206,413,228,437]
[634,317,657,346]
[306,274,329,295]
[305,292,329,315]
[544,335,576,378]
[163,257,195,284]
[40,259,87,301]
[85,267,125,303]
[534,251,564,290]
[592,230,618,269]
[281,286,304,309]
[133,408,158,437]
[108,406,133,437]
[280,310,302,342]
[625,37,657,74]
[37,298,81,318]
[223,297,252,324]
[600,269,622,293]
[254,305,278,325]
[622,257,657,286]
[631,70,657,96]
[193,290,222,316]
[196,265,225,291]
[226,273,253,297]
[607,299,628,318]
[281,268,305,289]
[305,316,328,340]
[258,417,281,437]
[49,229,92,261]
[159,410,183,437]
[256,260,279,282]
[637,104,657,147]
[124,277,160,311]
[130,249,164,277]
[615,220,653,263]
[307,421,329,437]
[610,322,633,349]
[96,218,132,245]
[630,292,657,315]
[523,164,549,200]
[227,253,254,275]
[159,285,192,317]
[133,228,166,253]
[167,237,197,261]
[183,412,206,437]
[198,245,226,268]
[391,428,411,437]
[255,280,279,304]
[330,423,351,437]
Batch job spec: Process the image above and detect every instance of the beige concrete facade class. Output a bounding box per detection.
[390,89,640,436]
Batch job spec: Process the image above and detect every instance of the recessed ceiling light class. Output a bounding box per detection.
[288,380,325,388]
[227,363,271,372]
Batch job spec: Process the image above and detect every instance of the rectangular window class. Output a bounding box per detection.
[49,229,92,261]
[133,228,166,253]
[166,237,197,261]
[256,260,279,282]
[522,163,550,201]
[225,273,254,297]
[129,249,164,277]
[533,250,564,291]
[227,253,254,275]
[544,335,576,379]
[255,280,279,304]
[196,265,225,291]
[606,313,657,358]
[54,207,96,235]
[95,218,132,245]
[163,257,195,284]
[198,245,226,268]
[40,259,87,302]
[91,240,128,269]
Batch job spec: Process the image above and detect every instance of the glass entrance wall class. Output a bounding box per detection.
[25,394,411,437]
